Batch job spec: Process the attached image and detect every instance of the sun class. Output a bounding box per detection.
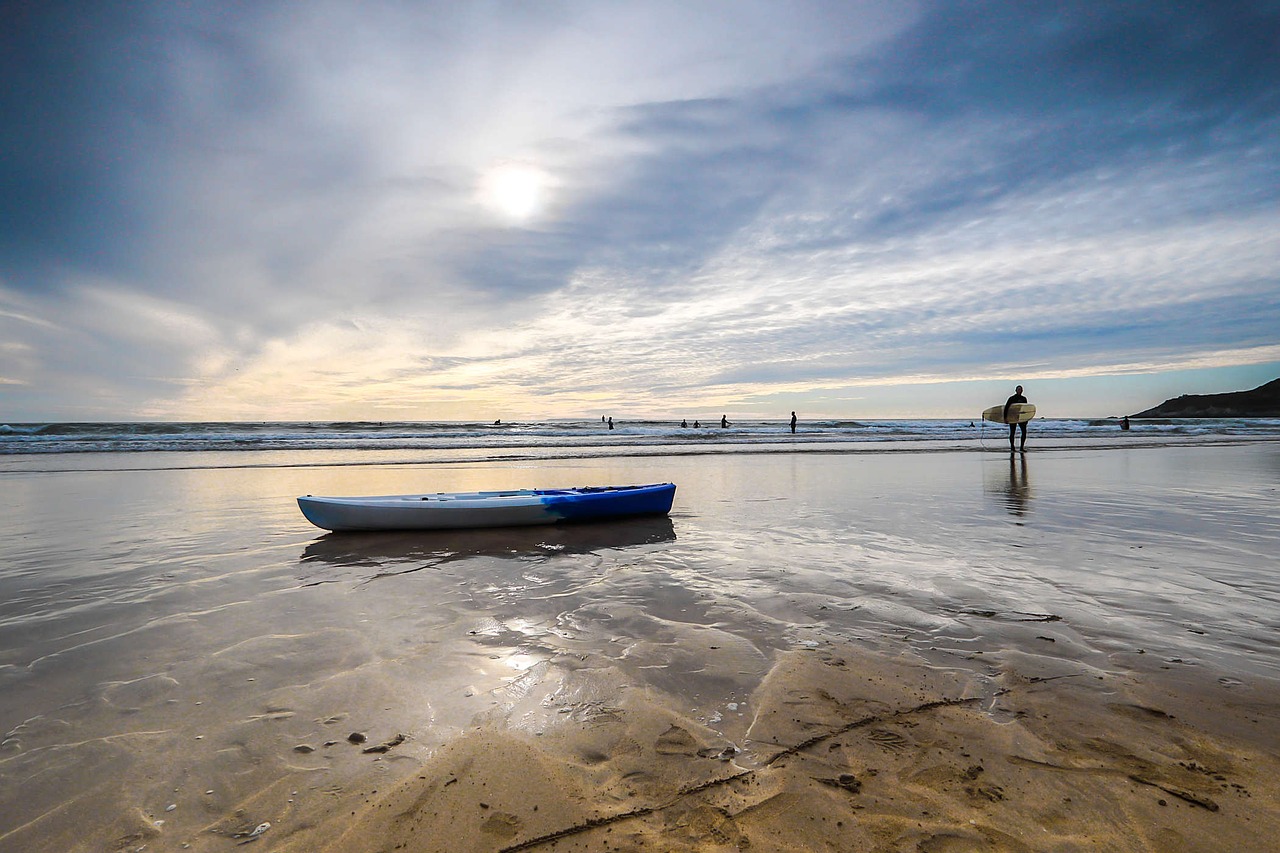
[479,164,551,222]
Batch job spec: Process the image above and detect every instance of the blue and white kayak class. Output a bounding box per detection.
[298,483,676,532]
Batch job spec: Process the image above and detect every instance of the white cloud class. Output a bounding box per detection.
[3,1,1277,420]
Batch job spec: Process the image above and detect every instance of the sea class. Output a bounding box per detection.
[4,417,1279,467]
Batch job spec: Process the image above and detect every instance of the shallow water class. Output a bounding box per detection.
[1,443,1277,849]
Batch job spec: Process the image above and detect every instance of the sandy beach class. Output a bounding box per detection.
[2,442,1278,851]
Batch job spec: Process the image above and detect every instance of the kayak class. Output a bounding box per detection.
[297,483,677,532]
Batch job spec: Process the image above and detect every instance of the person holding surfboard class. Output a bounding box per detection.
[1004,385,1029,452]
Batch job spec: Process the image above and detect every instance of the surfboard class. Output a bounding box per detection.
[982,403,1036,424]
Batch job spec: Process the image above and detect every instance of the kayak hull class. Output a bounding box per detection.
[298,483,676,532]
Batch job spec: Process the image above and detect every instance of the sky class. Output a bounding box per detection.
[2,0,1279,422]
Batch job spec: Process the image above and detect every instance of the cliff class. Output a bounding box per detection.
[1131,378,1280,418]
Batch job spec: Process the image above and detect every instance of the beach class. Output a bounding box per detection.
[2,439,1279,851]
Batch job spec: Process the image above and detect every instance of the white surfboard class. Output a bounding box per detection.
[982,403,1036,424]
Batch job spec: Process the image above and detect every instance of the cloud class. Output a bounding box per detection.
[780,1,1280,243]
[1,1,1277,420]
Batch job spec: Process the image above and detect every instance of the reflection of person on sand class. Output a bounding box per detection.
[1004,385,1029,452]
[1004,452,1031,516]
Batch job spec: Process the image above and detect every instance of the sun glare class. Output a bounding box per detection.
[480,164,550,221]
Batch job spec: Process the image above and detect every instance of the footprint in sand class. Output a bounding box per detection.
[917,832,999,852]
[866,728,911,753]
[480,811,522,838]
[655,724,700,756]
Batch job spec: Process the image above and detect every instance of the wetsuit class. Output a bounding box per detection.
[1004,392,1028,450]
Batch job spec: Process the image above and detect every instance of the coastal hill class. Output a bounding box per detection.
[1132,378,1280,418]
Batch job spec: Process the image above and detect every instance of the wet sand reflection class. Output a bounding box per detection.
[984,452,1032,517]
[299,516,677,584]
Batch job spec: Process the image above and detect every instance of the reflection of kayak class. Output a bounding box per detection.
[982,403,1036,424]
[298,516,677,584]
[298,483,676,532]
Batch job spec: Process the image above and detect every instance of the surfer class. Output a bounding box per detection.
[680,419,688,428]
[607,417,614,430]
[721,415,729,428]
[1004,385,1028,452]
[790,411,797,434]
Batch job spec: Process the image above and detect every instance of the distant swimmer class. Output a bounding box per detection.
[1122,416,1130,431]
[680,419,688,428]
[607,417,614,430]
[721,415,729,428]
[790,411,797,434]
[694,420,701,428]
[494,420,501,425]
[1004,385,1029,452]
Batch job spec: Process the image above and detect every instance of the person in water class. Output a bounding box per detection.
[790,411,797,434]
[693,420,701,428]
[1121,416,1130,431]
[1003,385,1028,452]
[720,415,729,428]
[607,417,614,430]
[680,419,688,428]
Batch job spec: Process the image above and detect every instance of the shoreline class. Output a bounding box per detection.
[4,432,1279,476]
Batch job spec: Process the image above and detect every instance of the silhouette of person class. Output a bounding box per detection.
[1003,385,1028,452]
[720,415,729,428]
[693,420,700,428]
[790,411,797,434]
[1121,416,1130,431]
[680,419,688,428]
[607,417,614,430]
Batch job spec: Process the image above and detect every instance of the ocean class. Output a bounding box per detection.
[4,417,1279,463]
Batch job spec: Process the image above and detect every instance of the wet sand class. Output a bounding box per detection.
[298,645,1280,853]
[1,444,1278,851]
